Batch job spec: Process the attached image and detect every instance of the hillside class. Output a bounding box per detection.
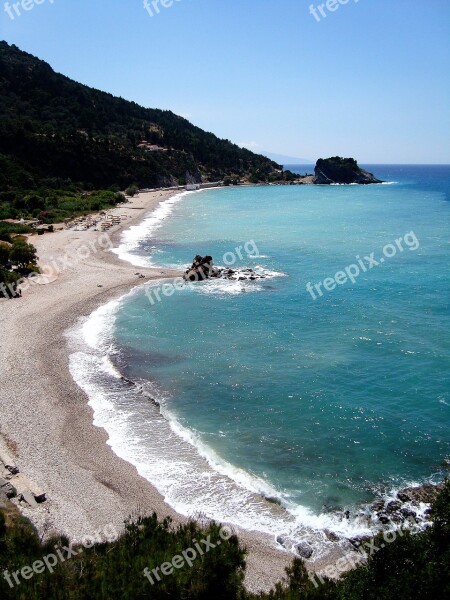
[0,42,285,223]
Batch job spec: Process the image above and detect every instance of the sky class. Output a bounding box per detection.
[1,0,449,163]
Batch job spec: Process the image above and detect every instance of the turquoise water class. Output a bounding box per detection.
[77,166,450,538]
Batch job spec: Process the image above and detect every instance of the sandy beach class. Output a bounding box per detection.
[0,189,299,593]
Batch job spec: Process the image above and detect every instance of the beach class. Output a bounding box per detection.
[0,189,296,593]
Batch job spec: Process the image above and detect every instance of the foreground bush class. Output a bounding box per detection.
[0,513,246,600]
[0,482,448,599]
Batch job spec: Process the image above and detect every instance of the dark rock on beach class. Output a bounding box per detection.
[349,536,371,550]
[275,535,314,556]
[340,481,445,550]
[370,500,386,512]
[400,508,417,520]
[324,529,340,542]
[386,500,402,513]
[0,478,16,499]
[377,514,391,525]
[366,483,444,529]
[295,542,314,559]
[397,491,412,503]
[264,495,282,506]
[397,483,444,504]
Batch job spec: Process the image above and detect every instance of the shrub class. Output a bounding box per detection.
[0,242,11,266]
[9,239,37,268]
[125,184,139,197]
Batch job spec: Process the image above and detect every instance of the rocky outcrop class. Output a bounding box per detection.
[276,535,314,559]
[0,478,16,499]
[313,157,383,185]
[212,268,266,281]
[183,255,267,283]
[156,174,179,188]
[396,483,444,505]
[184,255,214,281]
[365,482,444,528]
[295,542,314,559]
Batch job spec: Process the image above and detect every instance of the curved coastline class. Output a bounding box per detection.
[1,186,442,592]
[75,187,438,558]
[0,188,299,593]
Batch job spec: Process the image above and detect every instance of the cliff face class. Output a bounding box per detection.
[314,157,382,184]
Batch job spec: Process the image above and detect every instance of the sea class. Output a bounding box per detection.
[68,165,450,555]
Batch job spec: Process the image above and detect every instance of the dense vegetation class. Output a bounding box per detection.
[0,235,38,297]
[0,41,289,227]
[0,186,127,225]
[0,482,448,599]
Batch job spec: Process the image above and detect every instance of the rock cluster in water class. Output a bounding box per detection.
[183,255,266,282]
[341,482,444,550]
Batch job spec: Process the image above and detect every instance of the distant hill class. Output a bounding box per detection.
[261,151,313,165]
[0,41,283,197]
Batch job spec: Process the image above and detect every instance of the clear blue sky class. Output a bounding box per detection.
[1,0,449,163]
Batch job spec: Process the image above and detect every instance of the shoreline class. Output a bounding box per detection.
[0,187,443,592]
[0,189,296,593]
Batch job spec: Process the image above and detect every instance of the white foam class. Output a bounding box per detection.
[194,279,264,296]
[67,288,437,559]
[69,344,292,538]
[81,298,122,350]
[253,266,287,278]
[192,266,286,296]
[101,355,122,379]
[161,406,281,498]
[112,190,194,267]
[67,300,344,554]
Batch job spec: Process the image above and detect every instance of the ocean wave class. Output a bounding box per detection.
[81,298,123,351]
[68,313,295,538]
[194,279,264,296]
[67,300,349,553]
[66,287,436,561]
[253,265,287,278]
[112,190,194,267]
[161,407,282,499]
[191,266,286,296]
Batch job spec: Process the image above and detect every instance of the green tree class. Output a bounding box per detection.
[0,242,10,266]
[0,267,20,297]
[24,193,45,211]
[125,184,139,197]
[9,239,37,269]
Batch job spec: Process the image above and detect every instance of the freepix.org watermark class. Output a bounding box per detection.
[306,231,420,300]
[143,0,182,18]
[143,525,232,586]
[0,232,113,299]
[3,0,55,20]
[309,514,421,588]
[145,240,260,306]
[3,523,118,589]
[309,0,361,23]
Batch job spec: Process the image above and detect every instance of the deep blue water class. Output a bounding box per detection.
[74,166,450,540]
